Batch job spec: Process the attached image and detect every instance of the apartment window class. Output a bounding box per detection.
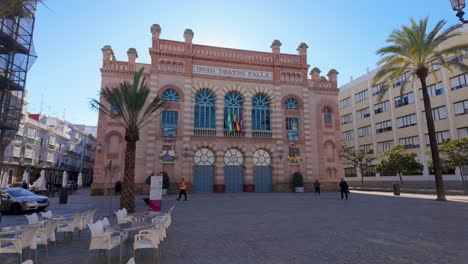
[374,101,390,114]
[420,83,444,99]
[358,126,372,137]
[12,146,21,158]
[448,49,468,63]
[359,144,374,154]
[399,136,420,149]
[397,114,417,128]
[423,106,448,122]
[395,92,415,108]
[426,130,450,145]
[342,130,354,141]
[454,99,468,115]
[340,113,353,125]
[378,140,394,153]
[393,72,411,87]
[26,128,35,139]
[430,64,441,71]
[355,90,369,102]
[458,127,468,139]
[362,166,377,177]
[357,107,371,120]
[450,73,468,91]
[344,167,357,177]
[340,97,352,109]
[372,83,384,96]
[376,120,392,133]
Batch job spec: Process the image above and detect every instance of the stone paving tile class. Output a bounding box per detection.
[0,190,467,264]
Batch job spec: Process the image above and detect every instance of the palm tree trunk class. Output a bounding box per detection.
[120,131,138,213]
[420,76,446,201]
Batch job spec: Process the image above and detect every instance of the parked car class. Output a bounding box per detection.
[66,181,77,190]
[0,188,49,214]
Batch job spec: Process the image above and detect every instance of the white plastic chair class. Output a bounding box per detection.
[102,217,128,241]
[0,225,40,263]
[85,209,96,226]
[22,260,33,264]
[36,219,59,257]
[134,227,162,262]
[40,211,53,219]
[57,212,83,240]
[88,220,122,264]
[25,213,39,224]
[126,257,135,264]
[115,210,132,224]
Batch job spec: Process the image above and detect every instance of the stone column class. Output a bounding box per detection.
[184,29,194,53]
[151,24,161,49]
[101,45,115,67]
[127,48,138,70]
[214,149,225,192]
[244,150,255,192]
[297,42,308,65]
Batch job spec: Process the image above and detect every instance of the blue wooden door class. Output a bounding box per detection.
[224,166,244,192]
[193,166,215,192]
[254,166,272,192]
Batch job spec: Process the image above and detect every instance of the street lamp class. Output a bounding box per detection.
[450,0,468,23]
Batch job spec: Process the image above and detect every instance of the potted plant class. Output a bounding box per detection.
[162,171,169,195]
[292,172,304,193]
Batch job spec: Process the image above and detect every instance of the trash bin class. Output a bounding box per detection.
[393,183,400,196]
[59,188,69,204]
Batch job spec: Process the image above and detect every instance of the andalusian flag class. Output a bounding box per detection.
[226,114,233,132]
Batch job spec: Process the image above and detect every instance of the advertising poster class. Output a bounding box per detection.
[162,127,176,164]
[149,175,163,211]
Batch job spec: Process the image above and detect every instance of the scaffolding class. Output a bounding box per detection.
[0,1,38,167]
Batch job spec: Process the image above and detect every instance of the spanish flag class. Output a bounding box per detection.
[233,113,240,132]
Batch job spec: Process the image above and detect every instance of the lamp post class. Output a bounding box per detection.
[450,0,468,23]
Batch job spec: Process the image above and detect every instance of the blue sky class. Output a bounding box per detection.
[26,0,461,126]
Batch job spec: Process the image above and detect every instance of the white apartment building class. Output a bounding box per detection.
[338,25,468,188]
[1,112,97,185]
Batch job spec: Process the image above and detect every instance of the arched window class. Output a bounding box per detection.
[162,89,180,102]
[324,107,332,125]
[224,93,243,132]
[252,95,271,131]
[284,98,299,109]
[194,90,216,129]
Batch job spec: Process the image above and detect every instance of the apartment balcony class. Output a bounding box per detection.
[193,128,216,137]
[252,131,273,138]
[223,130,245,137]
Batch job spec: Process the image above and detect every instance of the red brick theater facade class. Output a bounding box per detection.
[92,25,344,195]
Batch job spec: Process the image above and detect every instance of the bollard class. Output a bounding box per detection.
[59,188,69,204]
[393,183,400,196]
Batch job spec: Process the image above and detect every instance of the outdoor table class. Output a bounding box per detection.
[130,211,162,222]
[106,222,154,263]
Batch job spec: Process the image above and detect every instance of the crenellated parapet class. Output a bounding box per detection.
[308,67,340,93]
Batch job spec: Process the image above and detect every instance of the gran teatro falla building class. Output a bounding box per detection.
[92,25,344,195]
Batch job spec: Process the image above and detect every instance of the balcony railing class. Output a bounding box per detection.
[252,131,273,138]
[193,128,216,137]
[223,130,245,137]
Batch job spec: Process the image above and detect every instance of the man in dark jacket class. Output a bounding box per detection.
[339,178,349,200]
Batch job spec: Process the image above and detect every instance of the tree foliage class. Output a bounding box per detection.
[341,144,376,184]
[436,138,468,184]
[372,17,468,201]
[292,172,303,187]
[377,146,423,184]
[90,67,166,212]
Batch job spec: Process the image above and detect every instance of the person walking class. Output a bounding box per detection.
[177,177,188,201]
[339,178,349,200]
[314,179,321,196]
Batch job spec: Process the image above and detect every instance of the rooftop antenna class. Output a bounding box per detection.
[39,94,44,114]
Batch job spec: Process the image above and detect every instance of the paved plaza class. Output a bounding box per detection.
[1,189,468,264]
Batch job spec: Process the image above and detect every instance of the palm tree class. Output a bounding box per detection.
[373,17,468,201]
[91,68,166,212]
